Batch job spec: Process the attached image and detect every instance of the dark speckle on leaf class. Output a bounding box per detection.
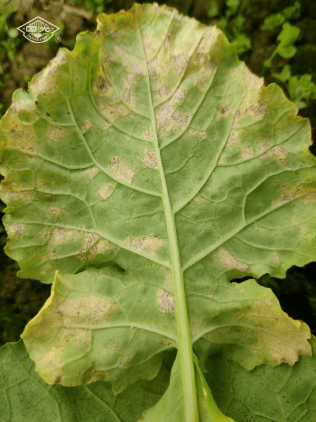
[54,375,62,384]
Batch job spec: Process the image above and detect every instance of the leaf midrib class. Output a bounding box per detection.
[136,10,199,422]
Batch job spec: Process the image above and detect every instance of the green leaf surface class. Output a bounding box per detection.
[22,268,311,388]
[0,340,169,422]
[288,74,316,109]
[206,336,316,421]
[272,64,291,83]
[1,3,316,421]
[139,353,235,421]
[277,22,300,59]
[1,337,316,422]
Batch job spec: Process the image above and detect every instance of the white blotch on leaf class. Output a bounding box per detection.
[157,288,175,313]
[48,126,64,141]
[98,183,115,200]
[141,149,158,169]
[11,223,25,236]
[110,157,135,184]
[218,248,248,271]
[261,145,287,166]
[82,120,92,131]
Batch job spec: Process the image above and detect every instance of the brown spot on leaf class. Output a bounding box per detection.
[157,85,169,98]
[271,254,280,265]
[171,110,191,130]
[130,61,146,75]
[303,192,316,204]
[87,238,114,258]
[261,145,287,166]
[102,103,128,121]
[141,149,158,169]
[142,126,154,141]
[259,139,272,154]
[49,126,64,141]
[157,288,175,313]
[98,183,115,200]
[50,206,66,217]
[117,164,135,184]
[50,227,68,244]
[272,191,295,208]
[81,232,100,254]
[111,29,119,40]
[122,89,134,106]
[54,375,62,384]
[10,104,18,114]
[218,105,228,116]
[110,156,120,169]
[241,147,254,160]
[109,157,135,183]
[174,87,187,102]
[126,74,136,87]
[11,223,25,236]
[84,166,100,180]
[97,76,111,93]
[114,44,124,57]
[218,248,248,271]
[124,236,163,256]
[148,56,159,79]
[82,120,92,131]
[171,54,188,74]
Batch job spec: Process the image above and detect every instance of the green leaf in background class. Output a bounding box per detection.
[232,33,251,54]
[264,22,300,68]
[288,74,316,109]
[261,1,301,31]
[207,0,219,18]
[277,22,300,59]
[1,3,316,421]
[0,340,170,422]
[272,64,291,83]
[206,336,316,421]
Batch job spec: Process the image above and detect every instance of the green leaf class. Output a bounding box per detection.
[207,1,219,18]
[276,22,300,59]
[261,13,285,31]
[1,4,316,421]
[225,0,239,17]
[21,268,312,389]
[288,74,316,109]
[205,335,316,421]
[0,340,170,422]
[232,33,251,54]
[272,64,291,82]
[139,354,235,421]
[282,1,301,20]
[260,1,300,31]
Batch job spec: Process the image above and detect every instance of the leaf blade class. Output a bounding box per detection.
[1,4,316,421]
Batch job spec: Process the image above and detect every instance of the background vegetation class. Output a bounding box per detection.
[1,0,316,346]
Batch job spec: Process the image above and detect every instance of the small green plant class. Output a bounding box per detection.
[287,74,316,109]
[70,0,113,14]
[213,0,251,54]
[261,0,301,31]
[0,4,316,421]
[207,0,219,18]
[264,22,300,67]
[0,1,20,62]
[272,65,316,109]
